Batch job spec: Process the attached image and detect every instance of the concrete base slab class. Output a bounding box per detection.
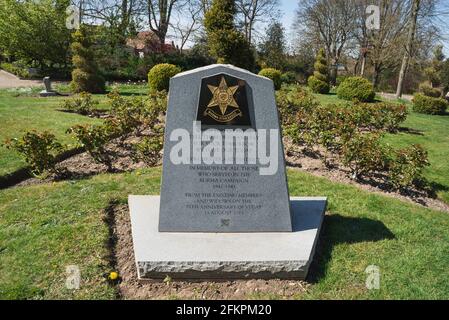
[128,196,327,280]
[39,90,58,97]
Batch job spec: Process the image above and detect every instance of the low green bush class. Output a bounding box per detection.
[132,136,164,166]
[352,102,408,132]
[67,124,113,170]
[4,131,63,176]
[412,93,448,115]
[259,68,282,90]
[308,76,330,94]
[281,71,297,85]
[390,144,430,189]
[0,62,31,79]
[61,92,98,115]
[337,76,375,102]
[419,83,442,98]
[148,63,181,92]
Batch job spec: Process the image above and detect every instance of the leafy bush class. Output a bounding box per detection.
[61,92,98,115]
[336,75,349,87]
[412,93,448,115]
[70,28,105,94]
[67,124,112,170]
[259,68,282,90]
[389,145,430,189]
[308,76,330,94]
[132,136,164,166]
[281,71,297,85]
[4,131,63,176]
[308,49,329,94]
[148,63,181,92]
[352,102,408,132]
[0,62,31,79]
[337,77,375,102]
[341,133,388,179]
[419,83,442,98]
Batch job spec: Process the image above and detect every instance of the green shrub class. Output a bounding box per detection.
[419,83,442,98]
[0,62,30,79]
[336,75,349,87]
[352,102,408,132]
[4,131,63,176]
[337,76,375,102]
[281,71,297,85]
[67,124,112,170]
[341,133,388,179]
[308,76,330,94]
[259,68,282,90]
[308,48,330,94]
[61,92,98,115]
[412,93,448,115]
[204,0,256,71]
[70,28,105,94]
[389,144,430,189]
[132,136,164,166]
[148,63,181,92]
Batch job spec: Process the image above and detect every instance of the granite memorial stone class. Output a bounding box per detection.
[128,64,327,280]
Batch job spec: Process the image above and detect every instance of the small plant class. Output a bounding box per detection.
[132,135,164,166]
[61,92,98,115]
[4,131,63,176]
[389,144,430,190]
[308,48,330,94]
[259,68,282,90]
[412,93,448,115]
[341,133,387,179]
[67,124,113,170]
[337,76,375,102]
[148,63,181,92]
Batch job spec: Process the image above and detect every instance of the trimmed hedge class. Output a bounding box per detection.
[259,68,282,90]
[148,63,181,92]
[308,48,329,94]
[0,62,30,79]
[337,76,375,102]
[412,93,448,115]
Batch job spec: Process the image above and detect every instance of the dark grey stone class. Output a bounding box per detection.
[158,64,292,233]
[40,76,58,97]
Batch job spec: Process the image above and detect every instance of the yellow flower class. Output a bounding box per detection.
[109,271,119,280]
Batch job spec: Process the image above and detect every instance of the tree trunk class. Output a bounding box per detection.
[360,53,367,77]
[396,0,420,99]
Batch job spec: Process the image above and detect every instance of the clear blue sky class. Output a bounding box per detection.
[279,0,449,56]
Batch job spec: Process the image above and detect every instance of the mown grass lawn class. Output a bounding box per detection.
[0,84,148,177]
[0,168,447,299]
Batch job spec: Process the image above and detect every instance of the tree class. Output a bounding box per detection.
[70,27,105,93]
[441,59,449,94]
[396,0,421,98]
[424,45,445,88]
[146,0,183,46]
[0,0,72,69]
[204,0,255,70]
[171,0,202,53]
[308,48,330,94]
[258,21,286,70]
[235,0,280,45]
[353,0,408,88]
[295,0,357,85]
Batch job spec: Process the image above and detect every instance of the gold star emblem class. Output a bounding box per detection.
[207,77,240,115]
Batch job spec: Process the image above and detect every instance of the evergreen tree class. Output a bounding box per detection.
[70,27,105,94]
[204,0,255,71]
[259,21,286,70]
[308,48,330,94]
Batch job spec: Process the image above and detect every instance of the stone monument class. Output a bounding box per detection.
[39,76,59,97]
[129,64,327,280]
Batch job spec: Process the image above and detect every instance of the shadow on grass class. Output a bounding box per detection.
[307,214,395,283]
[398,126,424,135]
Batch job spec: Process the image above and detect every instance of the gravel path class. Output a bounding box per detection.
[0,70,42,89]
[378,92,413,102]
